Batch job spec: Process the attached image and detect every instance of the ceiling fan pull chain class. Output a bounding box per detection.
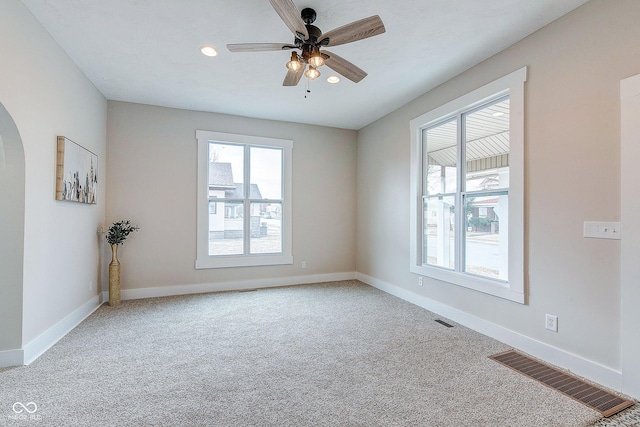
[305,77,311,98]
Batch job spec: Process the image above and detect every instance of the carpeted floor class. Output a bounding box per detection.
[593,405,640,427]
[0,280,627,426]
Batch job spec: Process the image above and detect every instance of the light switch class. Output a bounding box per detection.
[583,221,621,240]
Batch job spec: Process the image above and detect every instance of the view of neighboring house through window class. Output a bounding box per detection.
[423,97,510,281]
[195,130,293,269]
[208,142,283,256]
[410,67,526,303]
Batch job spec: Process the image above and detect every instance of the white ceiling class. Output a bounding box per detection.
[20,0,589,130]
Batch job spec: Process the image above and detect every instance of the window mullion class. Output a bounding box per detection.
[456,113,465,273]
[243,145,251,255]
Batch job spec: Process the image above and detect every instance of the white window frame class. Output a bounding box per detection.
[195,130,293,269]
[409,67,527,303]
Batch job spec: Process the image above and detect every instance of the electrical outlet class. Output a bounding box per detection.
[545,314,558,332]
[301,261,307,269]
[418,277,423,286]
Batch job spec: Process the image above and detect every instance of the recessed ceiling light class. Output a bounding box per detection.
[327,75,340,84]
[200,46,218,57]
[492,111,504,117]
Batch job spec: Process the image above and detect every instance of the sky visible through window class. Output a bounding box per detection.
[210,142,282,199]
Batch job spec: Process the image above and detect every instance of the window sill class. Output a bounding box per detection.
[410,264,524,304]
[196,254,294,269]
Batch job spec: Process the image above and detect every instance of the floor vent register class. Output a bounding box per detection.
[490,350,634,417]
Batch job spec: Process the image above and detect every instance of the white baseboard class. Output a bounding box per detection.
[21,294,103,365]
[0,349,23,368]
[356,272,624,394]
[119,272,357,301]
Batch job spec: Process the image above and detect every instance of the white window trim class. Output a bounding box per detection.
[409,67,527,303]
[195,130,293,269]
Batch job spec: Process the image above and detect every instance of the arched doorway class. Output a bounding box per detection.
[0,102,25,362]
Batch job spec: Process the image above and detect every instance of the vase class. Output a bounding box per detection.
[109,244,121,306]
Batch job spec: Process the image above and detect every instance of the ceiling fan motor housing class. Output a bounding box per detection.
[293,7,325,64]
[304,25,322,43]
[299,8,325,43]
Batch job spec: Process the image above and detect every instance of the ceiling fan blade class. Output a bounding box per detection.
[269,0,309,41]
[323,50,367,83]
[227,43,296,52]
[283,67,305,86]
[319,15,385,47]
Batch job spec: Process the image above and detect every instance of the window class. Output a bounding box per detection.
[195,130,293,269]
[409,67,526,303]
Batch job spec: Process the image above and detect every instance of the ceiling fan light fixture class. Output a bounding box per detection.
[305,65,321,80]
[308,48,325,68]
[286,52,302,71]
[200,46,218,57]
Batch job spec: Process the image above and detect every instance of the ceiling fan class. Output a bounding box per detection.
[227,0,386,86]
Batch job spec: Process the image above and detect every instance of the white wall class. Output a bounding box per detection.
[620,74,640,398]
[106,102,357,293]
[357,0,640,381]
[0,102,25,355]
[0,0,107,353]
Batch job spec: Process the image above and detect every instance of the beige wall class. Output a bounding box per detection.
[357,0,640,372]
[106,102,357,291]
[0,0,107,348]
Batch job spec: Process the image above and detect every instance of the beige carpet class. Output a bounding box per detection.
[592,405,640,427]
[0,280,611,426]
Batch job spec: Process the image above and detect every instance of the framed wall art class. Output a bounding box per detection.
[55,136,98,204]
